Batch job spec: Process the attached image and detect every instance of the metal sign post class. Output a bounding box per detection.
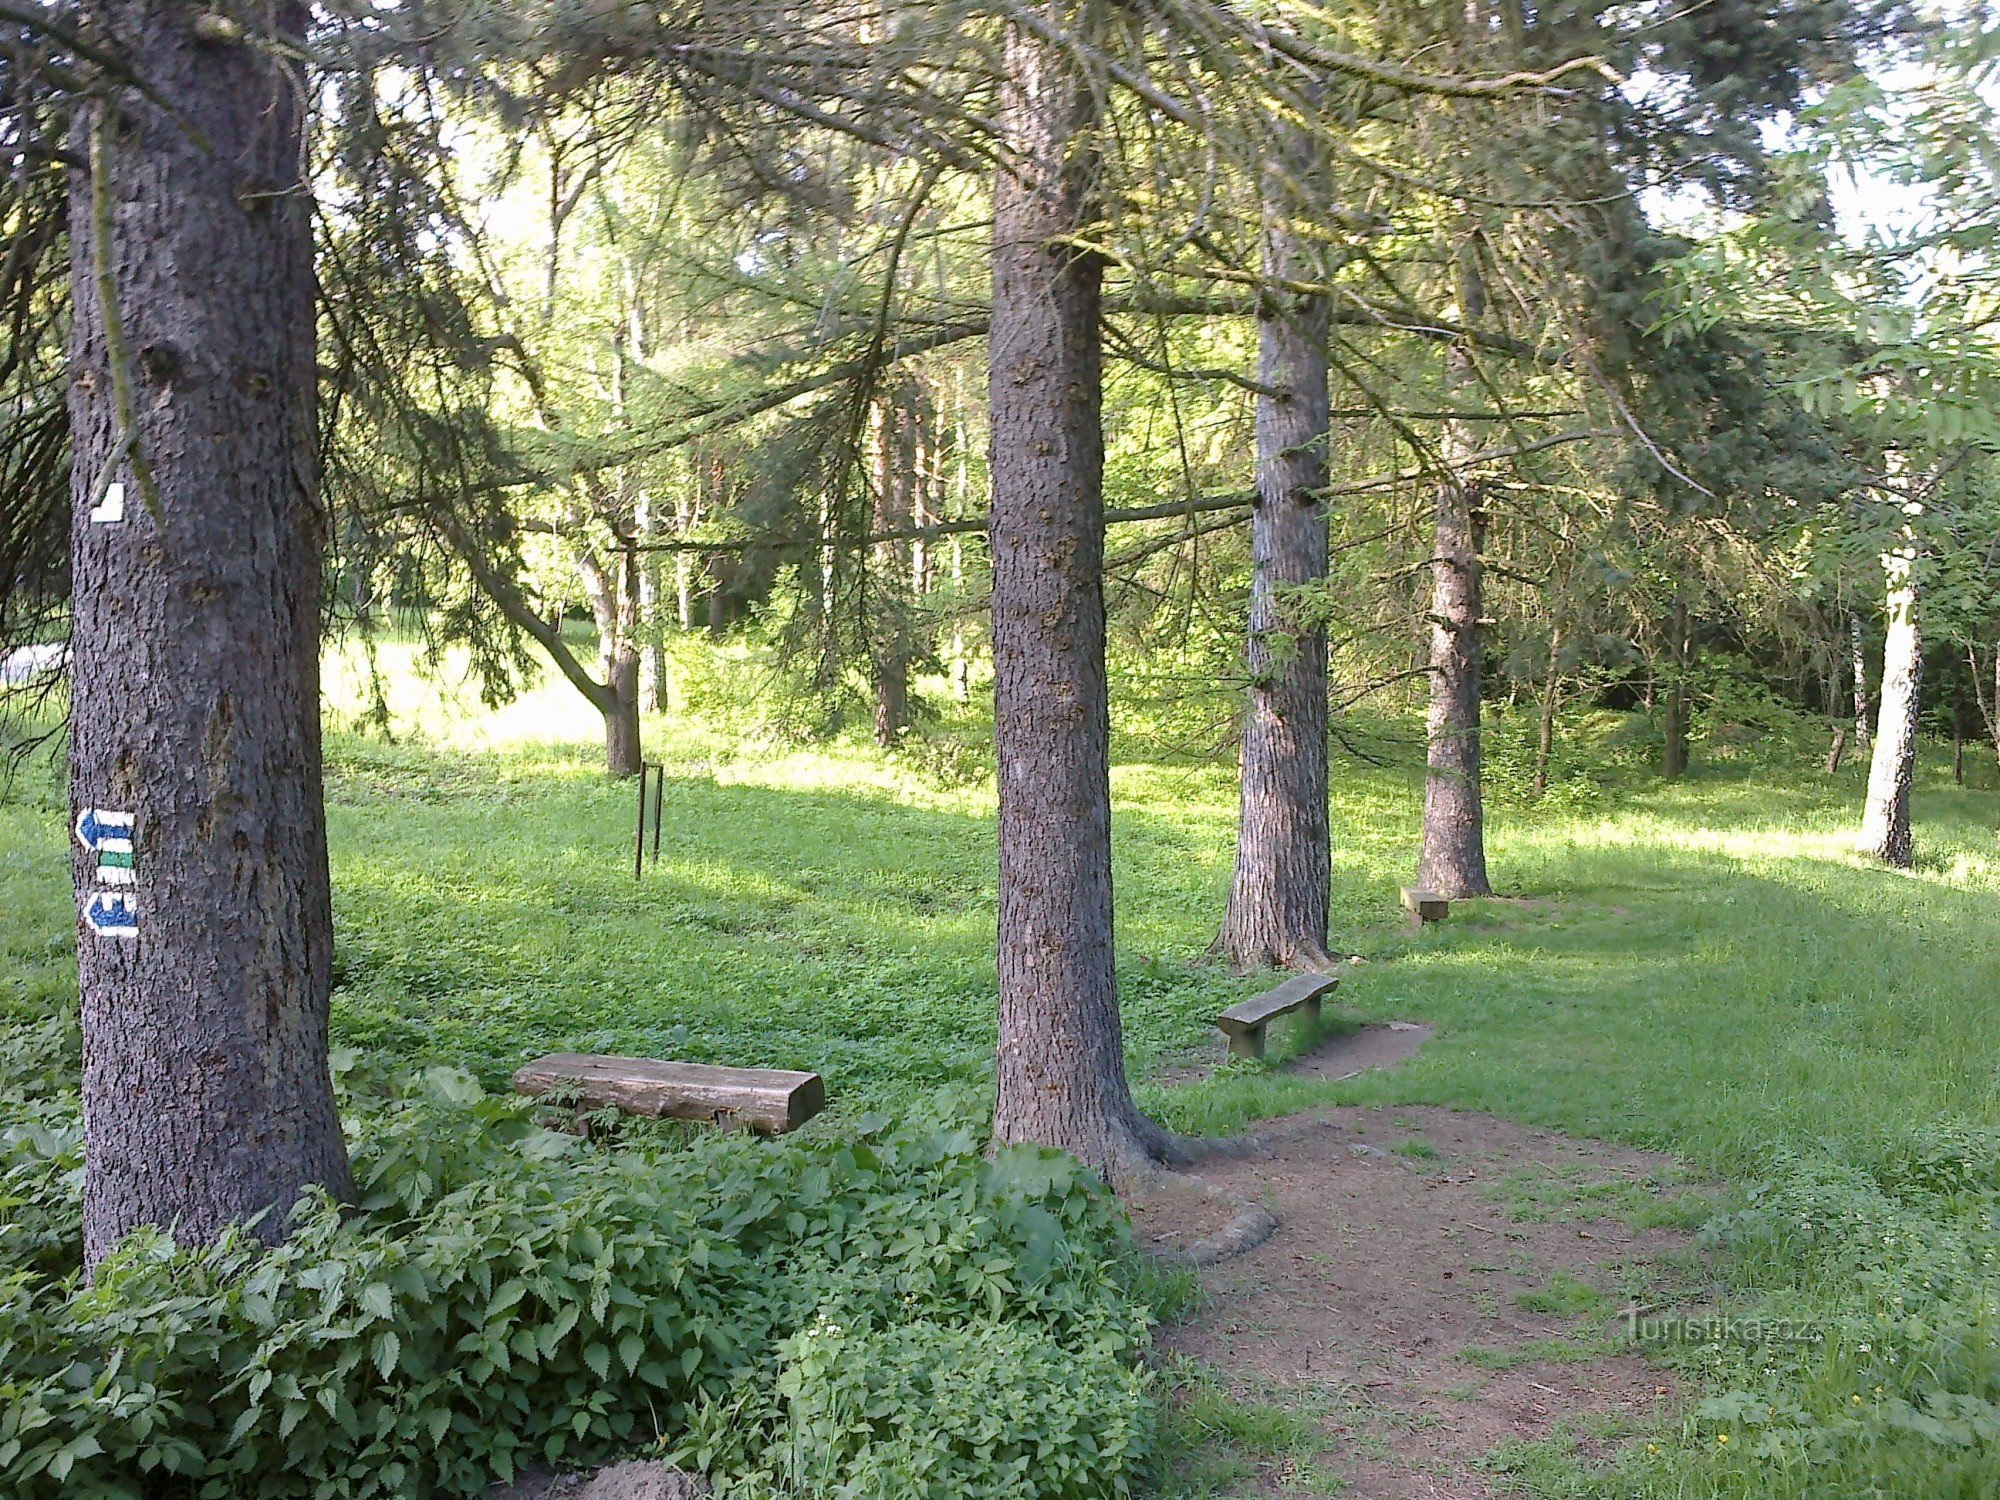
[634,763,666,878]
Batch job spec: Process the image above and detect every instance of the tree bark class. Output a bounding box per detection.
[1416,321,1492,898]
[1217,141,1332,972]
[577,542,642,777]
[987,3,1169,1186]
[1859,535,1920,866]
[68,3,350,1267]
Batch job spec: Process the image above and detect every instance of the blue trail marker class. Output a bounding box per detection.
[75,808,134,852]
[76,808,139,921]
[76,807,136,888]
[85,890,139,939]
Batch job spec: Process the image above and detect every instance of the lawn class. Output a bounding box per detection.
[5,648,2000,1495]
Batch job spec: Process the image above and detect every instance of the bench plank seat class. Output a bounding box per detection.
[512,1053,826,1134]
[1215,973,1339,1060]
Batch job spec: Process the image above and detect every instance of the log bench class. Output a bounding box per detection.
[1401,887,1450,926]
[1214,972,1340,1061]
[512,1053,826,1134]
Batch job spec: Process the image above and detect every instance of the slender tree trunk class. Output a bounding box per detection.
[1859,536,1921,866]
[636,496,669,712]
[578,545,642,777]
[1971,641,1996,770]
[673,486,698,632]
[870,388,912,746]
[1851,611,1871,751]
[1661,597,1690,779]
[987,4,1169,1185]
[949,533,969,703]
[1532,628,1562,801]
[603,655,640,775]
[68,3,350,1267]
[950,380,972,703]
[1217,138,1332,972]
[1991,641,1998,768]
[1416,278,1492,898]
[912,391,937,597]
[706,565,727,637]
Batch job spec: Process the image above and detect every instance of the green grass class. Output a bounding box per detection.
[1515,1271,1618,1319]
[1153,1360,1347,1497]
[8,645,2000,1496]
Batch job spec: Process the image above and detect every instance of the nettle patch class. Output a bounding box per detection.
[1679,1124,2000,1496]
[0,1042,1155,1499]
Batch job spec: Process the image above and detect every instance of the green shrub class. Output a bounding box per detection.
[682,1315,1152,1499]
[1680,1125,2000,1494]
[0,1066,1155,1498]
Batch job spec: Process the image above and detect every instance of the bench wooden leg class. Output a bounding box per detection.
[1303,994,1322,1025]
[1227,1025,1266,1061]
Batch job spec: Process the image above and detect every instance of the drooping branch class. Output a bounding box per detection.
[435,511,615,713]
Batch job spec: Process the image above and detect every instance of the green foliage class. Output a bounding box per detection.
[1675,1124,2000,1495]
[0,1013,80,1280]
[683,1315,1151,1499]
[0,1066,1152,1498]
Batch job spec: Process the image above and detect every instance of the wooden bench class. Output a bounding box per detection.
[1215,972,1339,1061]
[1401,887,1449,926]
[512,1054,826,1134]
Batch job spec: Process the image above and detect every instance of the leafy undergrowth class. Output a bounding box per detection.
[0,1031,1153,1498]
[1666,1124,2000,1498]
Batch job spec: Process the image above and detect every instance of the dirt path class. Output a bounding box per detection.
[1133,1042,1704,1497]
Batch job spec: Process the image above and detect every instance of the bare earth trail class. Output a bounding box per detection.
[1134,1030,1704,1498]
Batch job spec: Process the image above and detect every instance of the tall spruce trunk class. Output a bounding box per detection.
[1416,336,1492,898]
[987,4,1168,1183]
[1217,154,1331,972]
[1860,535,1921,866]
[68,4,350,1266]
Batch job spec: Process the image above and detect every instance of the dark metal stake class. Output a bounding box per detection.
[634,763,648,880]
[651,764,665,865]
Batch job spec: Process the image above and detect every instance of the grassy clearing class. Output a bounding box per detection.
[7,645,2000,1494]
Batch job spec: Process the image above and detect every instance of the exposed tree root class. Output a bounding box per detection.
[1206,930,1344,977]
[1115,1125,1279,1266]
[1123,1163,1278,1265]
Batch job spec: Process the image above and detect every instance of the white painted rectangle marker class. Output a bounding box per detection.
[89,481,124,525]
